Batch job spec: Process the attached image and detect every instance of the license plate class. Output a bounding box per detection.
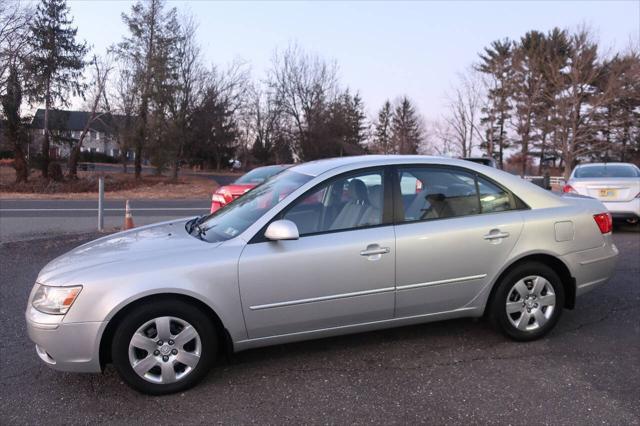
[599,189,617,198]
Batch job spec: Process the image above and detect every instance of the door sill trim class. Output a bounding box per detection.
[396,274,487,291]
[249,286,396,310]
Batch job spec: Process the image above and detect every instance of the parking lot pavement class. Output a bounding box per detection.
[1,230,639,425]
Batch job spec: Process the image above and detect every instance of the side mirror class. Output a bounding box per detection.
[264,219,299,241]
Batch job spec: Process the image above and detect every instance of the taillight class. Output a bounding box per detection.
[593,212,612,234]
[211,194,226,203]
[563,184,577,194]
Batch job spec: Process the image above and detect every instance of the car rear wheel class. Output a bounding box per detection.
[111,299,217,395]
[490,262,565,341]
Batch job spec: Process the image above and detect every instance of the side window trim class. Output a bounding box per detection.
[249,166,394,244]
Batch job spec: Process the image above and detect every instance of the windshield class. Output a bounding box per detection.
[235,165,287,184]
[575,164,640,178]
[195,170,313,242]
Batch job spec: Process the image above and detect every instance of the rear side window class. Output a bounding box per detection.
[398,167,479,222]
[477,176,513,213]
[397,166,520,223]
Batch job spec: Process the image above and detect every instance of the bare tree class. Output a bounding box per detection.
[106,57,139,173]
[66,55,112,179]
[267,43,338,160]
[0,0,32,182]
[443,70,484,157]
[166,13,203,179]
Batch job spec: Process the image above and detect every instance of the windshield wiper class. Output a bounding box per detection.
[186,215,206,234]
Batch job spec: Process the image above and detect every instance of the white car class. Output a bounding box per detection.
[563,162,640,225]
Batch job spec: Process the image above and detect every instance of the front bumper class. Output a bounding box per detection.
[26,306,104,373]
[603,198,640,221]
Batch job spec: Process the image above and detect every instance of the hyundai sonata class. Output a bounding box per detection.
[563,162,640,225]
[26,156,619,394]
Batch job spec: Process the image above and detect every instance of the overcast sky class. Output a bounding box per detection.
[68,0,639,119]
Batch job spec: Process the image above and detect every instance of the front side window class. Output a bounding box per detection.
[198,170,313,242]
[282,170,385,236]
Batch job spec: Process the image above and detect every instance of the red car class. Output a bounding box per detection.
[210,165,291,213]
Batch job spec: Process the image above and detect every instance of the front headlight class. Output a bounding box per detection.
[31,284,82,315]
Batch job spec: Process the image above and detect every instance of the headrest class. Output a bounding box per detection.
[347,179,369,202]
[368,185,383,209]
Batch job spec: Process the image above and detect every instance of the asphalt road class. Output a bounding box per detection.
[0,230,639,425]
[0,199,211,242]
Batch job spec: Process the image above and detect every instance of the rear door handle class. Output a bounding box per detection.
[360,246,390,256]
[483,230,510,240]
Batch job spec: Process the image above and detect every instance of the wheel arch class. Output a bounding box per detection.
[484,253,576,315]
[98,293,233,369]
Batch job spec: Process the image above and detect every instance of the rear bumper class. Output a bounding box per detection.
[26,306,104,373]
[562,240,619,297]
[602,198,640,220]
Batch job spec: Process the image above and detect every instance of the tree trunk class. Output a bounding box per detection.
[134,146,142,179]
[520,137,528,178]
[171,159,179,180]
[538,132,547,175]
[498,119,505,169]
[13,141,29,183]
[42,95,51,179]
[67,145,81,179]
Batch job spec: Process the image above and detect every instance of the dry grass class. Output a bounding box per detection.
[0,166,217,200]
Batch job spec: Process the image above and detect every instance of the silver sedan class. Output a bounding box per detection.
[563,162,640,225]
[26,156,619,394]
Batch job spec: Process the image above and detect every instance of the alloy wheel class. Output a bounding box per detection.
[128,316,202,384]
[505,275,556,332]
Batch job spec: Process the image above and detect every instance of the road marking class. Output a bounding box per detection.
[0,208,208,212]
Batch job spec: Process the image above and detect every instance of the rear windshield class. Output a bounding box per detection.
[575,165,640,178]
[235,166,286,184]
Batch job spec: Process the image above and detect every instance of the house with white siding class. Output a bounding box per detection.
[30,109,133,159]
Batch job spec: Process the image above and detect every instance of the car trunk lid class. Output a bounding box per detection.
[569,178,640,202]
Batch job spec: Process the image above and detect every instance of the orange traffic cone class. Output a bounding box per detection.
[123,200,135,230]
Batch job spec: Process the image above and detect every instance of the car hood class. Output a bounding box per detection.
[37,218,218,285]
[218,183,256,195]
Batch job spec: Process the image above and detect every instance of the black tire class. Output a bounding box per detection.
[111,299,217,395]
[489,261,565,341]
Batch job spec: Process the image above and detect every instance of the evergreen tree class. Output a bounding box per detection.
[116,0,180,178]
[477,39,513,168]
[25,0,87,178]
[391,97,422,154]
[372,100,393,154]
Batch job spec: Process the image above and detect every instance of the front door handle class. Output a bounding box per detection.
[360,245,390,256]
[483,230,510,240]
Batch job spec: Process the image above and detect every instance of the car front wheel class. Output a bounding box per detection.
[490,262,565,341]
[111,299,217,395]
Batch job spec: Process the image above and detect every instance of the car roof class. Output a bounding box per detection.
[576,162,638,168]
[290,155,469,177]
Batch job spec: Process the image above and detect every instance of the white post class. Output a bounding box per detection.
[98,176,104,232]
